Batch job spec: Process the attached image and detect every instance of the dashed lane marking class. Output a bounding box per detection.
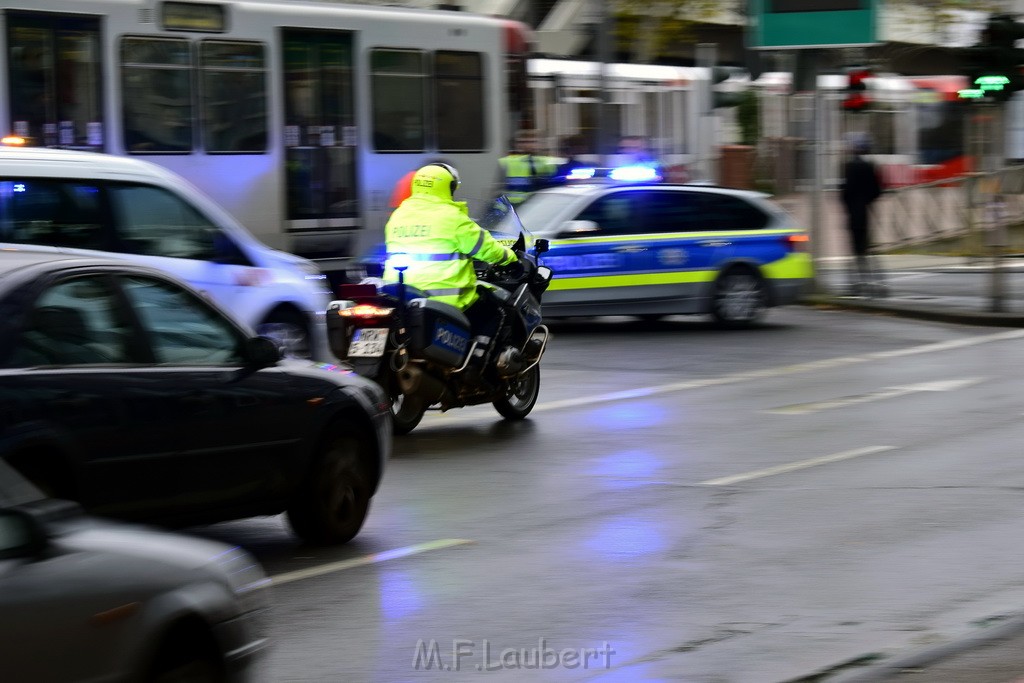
[269,538,474,587]
[698,446,898,486]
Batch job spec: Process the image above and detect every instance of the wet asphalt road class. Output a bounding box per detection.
[190,305,1024,682]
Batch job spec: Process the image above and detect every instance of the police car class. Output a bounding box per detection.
[514,167,813,325]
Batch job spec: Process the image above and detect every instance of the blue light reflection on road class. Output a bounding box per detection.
[379,568,424,621]
[584,515,669,561]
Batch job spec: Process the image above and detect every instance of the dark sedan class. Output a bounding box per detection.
[0,250,392,545]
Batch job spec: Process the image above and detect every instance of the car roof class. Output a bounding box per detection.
[536,182,773,201]
[0,249,171,284]
[0,145,168,180]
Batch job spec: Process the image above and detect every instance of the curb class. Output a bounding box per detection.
[818,612,1024,683]
[803,295,1024,328]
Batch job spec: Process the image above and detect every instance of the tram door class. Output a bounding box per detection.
[5,12,103,150]
[281,30,358,227]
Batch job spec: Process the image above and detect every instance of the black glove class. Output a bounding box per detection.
[501,258,525,278]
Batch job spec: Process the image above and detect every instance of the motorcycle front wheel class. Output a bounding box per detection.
[493,365,540,420]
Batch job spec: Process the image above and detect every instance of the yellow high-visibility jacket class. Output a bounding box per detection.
[384,194,516,310]
[499,154,558,204]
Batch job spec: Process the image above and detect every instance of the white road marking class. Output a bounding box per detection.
[885,272,938,282]
[421,330,1024,426]
[766,376,987,415]
[698,445,898,486]
[269,538,473,587]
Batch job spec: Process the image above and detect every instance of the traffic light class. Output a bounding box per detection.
[712,66,744,109]
[958,14,1024,102]
[843,67,872,112]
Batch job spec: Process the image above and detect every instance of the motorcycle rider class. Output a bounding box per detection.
[383,162,522,367]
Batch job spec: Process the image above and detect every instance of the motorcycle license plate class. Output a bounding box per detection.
[349,328,388,357]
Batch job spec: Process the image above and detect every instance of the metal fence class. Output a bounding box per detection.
[873,165,1024,255]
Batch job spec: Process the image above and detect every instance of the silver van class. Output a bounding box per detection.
[0,145,332,359]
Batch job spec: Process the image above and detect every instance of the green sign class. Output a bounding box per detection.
[749,0,877,49]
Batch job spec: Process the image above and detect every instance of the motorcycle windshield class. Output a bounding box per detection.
[474,195,533,252]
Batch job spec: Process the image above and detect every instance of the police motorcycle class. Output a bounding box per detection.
[327,196,554,435]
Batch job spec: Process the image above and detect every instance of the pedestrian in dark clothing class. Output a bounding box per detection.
[840,134,885,296]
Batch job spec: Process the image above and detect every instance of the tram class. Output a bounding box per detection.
[0,0,531,275]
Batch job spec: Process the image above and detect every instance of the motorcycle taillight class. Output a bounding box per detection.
[338,304,395,319]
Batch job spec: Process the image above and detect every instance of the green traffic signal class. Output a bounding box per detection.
[958,14,1024,102]
[977,74,1010,89]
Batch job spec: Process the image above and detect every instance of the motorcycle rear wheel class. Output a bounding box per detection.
[493,365,540,420]
[392,393,426,435]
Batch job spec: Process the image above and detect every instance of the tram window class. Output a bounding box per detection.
[0,180,108,250]
[6,13,103,150]
[121,38,193,153]
[435,51,485,152]
[108,185,217,261]
[200,41,268,153]
[371,50,426,152]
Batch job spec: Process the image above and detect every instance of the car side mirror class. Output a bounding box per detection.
[556,220,599,239]
[0,508,49,561]
[243,336,282,368]
[534,238,550,256]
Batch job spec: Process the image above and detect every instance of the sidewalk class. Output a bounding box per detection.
[807,254,1024,328]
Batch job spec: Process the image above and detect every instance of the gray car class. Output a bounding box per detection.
[0,458,270,682]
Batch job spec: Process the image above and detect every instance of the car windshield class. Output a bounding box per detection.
[512,190,582,236]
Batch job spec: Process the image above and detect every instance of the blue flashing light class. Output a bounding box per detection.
[567,167,597,180]
[13,183,26,193]
[608,164,662,183]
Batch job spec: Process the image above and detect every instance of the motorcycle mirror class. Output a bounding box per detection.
[536,265,553,282]
[534,238,550,256]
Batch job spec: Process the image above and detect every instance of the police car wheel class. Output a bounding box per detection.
[711,268,766,327]
[493,365,540,420]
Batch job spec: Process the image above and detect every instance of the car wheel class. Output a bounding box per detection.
[287,422,373,545]
[711,267,766,328]
[151,657,222,683]
[391,393,426,435]
[148,630,223,683]
[493,365,540,420]
[256,310,311,359]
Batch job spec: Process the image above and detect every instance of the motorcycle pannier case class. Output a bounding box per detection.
[406,299,472,367]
